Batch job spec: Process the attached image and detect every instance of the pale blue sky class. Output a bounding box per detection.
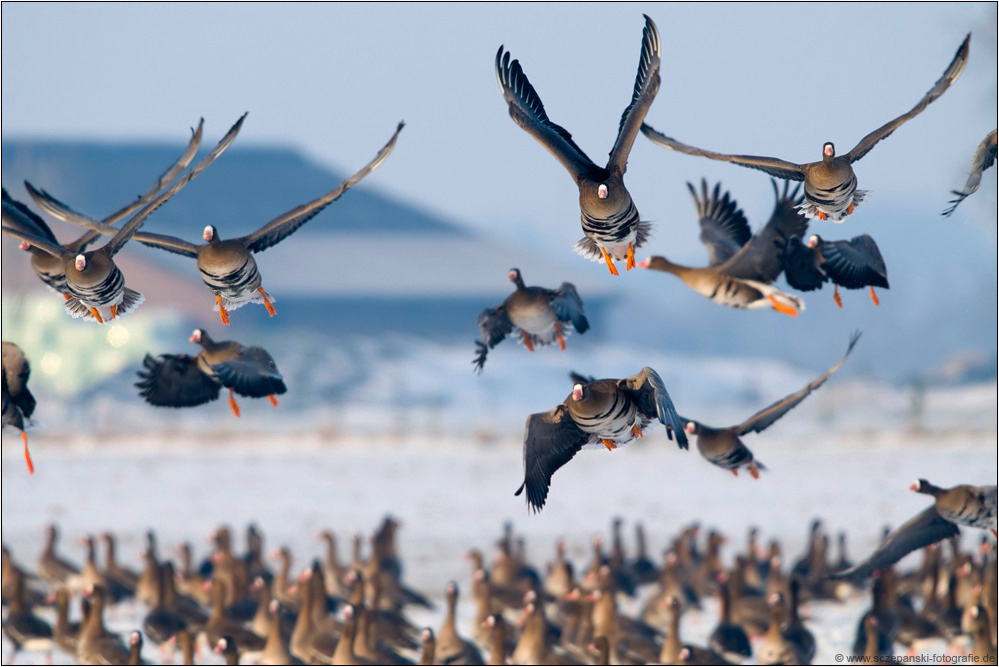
[3,2,995,255]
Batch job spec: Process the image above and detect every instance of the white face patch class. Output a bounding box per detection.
[572,384,584,401]
[823,143,835,157]
[203,225,215,241]
[189,329,202,343]
[74,254,87,270]
[597,184,608,199]
[807,235,819,249]
[508,270,518,282]
[684,422,696,435]
[19,241,30,251]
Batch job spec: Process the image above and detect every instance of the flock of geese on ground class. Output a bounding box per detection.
[1,13,997,663]
[2,516,998,665]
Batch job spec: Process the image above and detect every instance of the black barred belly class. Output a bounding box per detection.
[805,173,857,212]
[200,254,261,300]
[575,393,639,441]
[40,270,68,294]
[581,201,639,244]
[707,442,752,471]
[69,266,124,307]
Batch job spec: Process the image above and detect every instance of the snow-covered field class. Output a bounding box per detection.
[2,422,995,664]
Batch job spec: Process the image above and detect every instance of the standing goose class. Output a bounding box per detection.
[637,179,807,316]
[2,121,203,298]
[1,566,53,663]
[832,480,998,581]
[2,116,244,323]
[681,331,860,478]
[474,268,588,372]
[942,129,997,216]
[36,122,403,325]
[495,15,661,275]
[2,341,36,473]
[783,233,889,308]
[641,34,970,222]
[135,329,286,417]
[436,582,484,665]
[516,367,687,512]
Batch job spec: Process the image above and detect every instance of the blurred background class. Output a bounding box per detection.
[1,5,996,664]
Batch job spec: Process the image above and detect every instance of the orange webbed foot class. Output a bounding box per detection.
[600,247,619,276]
[216,295,230,326]
[268,395,278,407]
[748,461,760,480]
[110,304,118,320]
[63,293,72,301]
[22,431,34,474]
[228,388,241,418]
[555,323,566,351]
[602,439,617,452]
[258,287,277,317]
[767,295,798,317]
[90,307,104,324]
[731,470,739,477]
[522,335,535,352]
[833,286,843,309]
[847,202,855,215]
[869,286,880,306]
[816,210,828,221]
[631,424,643,439]
[626,243,635,271]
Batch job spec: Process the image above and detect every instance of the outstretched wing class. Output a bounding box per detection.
[845,35,970,164]
[239,122,404,253]
[722,180,808,282]
[516,405,591,512]
[642,123,807,181]
[2,187,59,245]
[495,46,603,182]
[23,184,200,258]
[736,331,861,435]
[688,179,751,266]
[473,304,515,373]
[210,347,287,398]
[135,353,221,407]
[607,14,662,175]
[782,236,827,292]
[942,128,997,217]
[105,113,246,257]
[551,283,589,334]
[1,223,70,259]
[618,367,688,449]
[828,507,960,581]
[819,235,889,290]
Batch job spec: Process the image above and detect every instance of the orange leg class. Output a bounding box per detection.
[626,243,635,271]
[767,295,798,317]
[110,304,118,320]
[22,432,34,474]
[631,424,643,439]
[816,210,828,221]
[522,336,535,352]
[555,323,566,351]
[258,287,277,317]
[600,247,619,276]
[216,295,230,326]
[228,388,241,418]
[268,395,278,407]
[833,284,843,309]
[869,286,880,306]
[731,470,739,477]
[748,461,760,480]
[602,439,617,451]
[847,202,855,215]
[90,307,104,324]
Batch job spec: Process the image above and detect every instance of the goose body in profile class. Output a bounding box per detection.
[135,329,286,418]
[784,233,889,308]
[942,128,997,216]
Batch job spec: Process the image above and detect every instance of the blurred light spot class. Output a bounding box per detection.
[35,299,58,322]
[40,352,62,375]
[107,324,129,348]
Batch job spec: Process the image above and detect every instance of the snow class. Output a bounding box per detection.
[2,419,995,664]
